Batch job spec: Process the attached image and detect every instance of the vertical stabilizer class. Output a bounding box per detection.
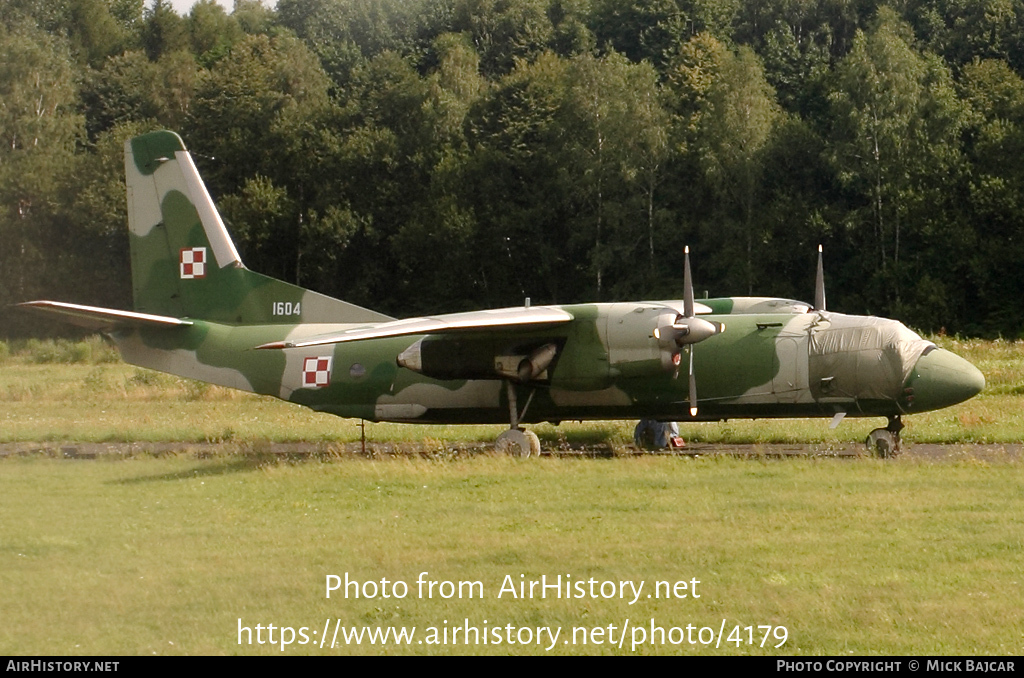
[124,131,391,325]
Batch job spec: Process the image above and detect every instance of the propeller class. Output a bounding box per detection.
[653,247,725,417]
[814,244,826,312]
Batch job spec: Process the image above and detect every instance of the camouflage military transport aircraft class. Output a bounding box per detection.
[19,131,985,457]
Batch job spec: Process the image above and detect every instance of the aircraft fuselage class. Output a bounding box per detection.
[112,302,983,425]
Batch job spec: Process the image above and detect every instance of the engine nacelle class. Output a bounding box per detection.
[605,306,690,378]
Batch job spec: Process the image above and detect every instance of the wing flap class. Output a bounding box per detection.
[256,306,574,349]
[17,301,192,331]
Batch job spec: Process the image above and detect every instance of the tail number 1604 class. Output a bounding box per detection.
[272,302,301,316]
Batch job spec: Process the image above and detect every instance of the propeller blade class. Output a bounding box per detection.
[814,244,826,311]
[683,246,694,319]
[688,347,697,417]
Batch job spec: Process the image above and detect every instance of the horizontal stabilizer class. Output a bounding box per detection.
[256,306,574,349]
[16,301,192,332]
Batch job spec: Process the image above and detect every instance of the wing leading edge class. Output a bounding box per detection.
[255,306,576,349]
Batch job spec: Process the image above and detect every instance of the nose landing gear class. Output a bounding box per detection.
[865,415,904,458]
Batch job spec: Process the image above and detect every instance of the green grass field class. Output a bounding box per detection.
[0,337,1022,655]
[1,455,1021,655]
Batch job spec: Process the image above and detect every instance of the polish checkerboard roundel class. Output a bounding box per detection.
[179,247,207,279]
[302,357,333,388]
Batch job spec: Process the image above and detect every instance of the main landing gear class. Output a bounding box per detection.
[494,381,540,458]
[865,415,903,458]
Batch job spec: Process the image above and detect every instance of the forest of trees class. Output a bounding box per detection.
[4,0,1024,337]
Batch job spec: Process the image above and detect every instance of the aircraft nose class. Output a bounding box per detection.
[905,348,985,412]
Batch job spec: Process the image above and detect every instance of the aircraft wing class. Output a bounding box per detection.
[256,306,574,349]
[16,301,192,331]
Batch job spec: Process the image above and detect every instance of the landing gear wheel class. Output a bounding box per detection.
[865,428,898,458]
[522,430,540,457]
[495,429,540,458]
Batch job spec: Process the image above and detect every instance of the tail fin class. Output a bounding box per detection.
[125,131,391,325]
